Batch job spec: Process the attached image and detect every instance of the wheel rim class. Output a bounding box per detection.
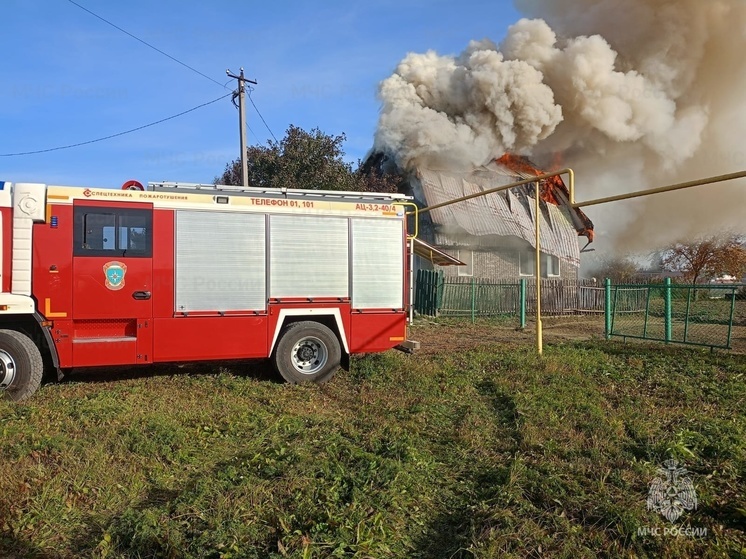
[0,349,16,390]
[291,336,328,375]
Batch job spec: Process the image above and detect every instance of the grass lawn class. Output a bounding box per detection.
[1,324,745,558]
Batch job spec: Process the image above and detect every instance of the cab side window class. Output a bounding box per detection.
[73,206,152,257]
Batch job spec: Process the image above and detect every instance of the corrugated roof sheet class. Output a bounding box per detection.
[415,168,581,267]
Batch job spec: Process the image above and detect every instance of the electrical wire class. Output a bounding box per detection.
[66,0,227,90]
[68,0,276,144]
[59,2,277,153]
[248,89,278,142]
[230,90,258,140]
[0,93,231,157]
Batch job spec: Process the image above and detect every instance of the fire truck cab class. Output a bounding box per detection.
[0,180,414,401]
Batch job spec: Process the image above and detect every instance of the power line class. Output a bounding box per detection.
[227,79,259,144]
[64,1,277,155]
[0,93,231,157]
[68,0,279,146]
[66,0,227,90]
[248,90,278,142]
[67,1,275,143]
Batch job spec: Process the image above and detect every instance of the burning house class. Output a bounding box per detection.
[408,155,594,281]
[365,153,594,282]
[371,1,746,263]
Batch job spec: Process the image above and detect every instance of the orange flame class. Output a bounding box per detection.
[496,153,564,205]
[549,151,565,172]
[496,153,594,242]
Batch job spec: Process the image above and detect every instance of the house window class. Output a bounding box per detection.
[519,251,561,278]
[543,254,561,277]
[519,250,535,276]
[457,249,473,277]
[74,206,152,257]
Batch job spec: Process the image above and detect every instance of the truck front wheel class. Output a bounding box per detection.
[272,321,341,384]
[0,329,43,402]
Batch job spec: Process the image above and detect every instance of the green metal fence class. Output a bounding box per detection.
[415,270,526,324]
[605,279,744,350]
[414,269,444,317]
[414,273,603,323]
[439,279,521,320]
[414,273,743,350]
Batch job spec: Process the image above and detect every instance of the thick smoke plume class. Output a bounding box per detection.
[374,0,746,251]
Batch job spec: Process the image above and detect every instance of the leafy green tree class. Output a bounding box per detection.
[216,125,398,192]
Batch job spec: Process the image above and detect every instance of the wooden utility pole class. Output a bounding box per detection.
[226,68,257,187]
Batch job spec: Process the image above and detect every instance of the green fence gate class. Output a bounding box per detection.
[605,279,744,350]
[414,269,444,317]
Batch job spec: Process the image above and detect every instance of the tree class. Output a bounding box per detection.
[661,235,746,284]
[216,125,399,193]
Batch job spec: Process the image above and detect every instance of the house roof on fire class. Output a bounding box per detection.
[409,156,595,267]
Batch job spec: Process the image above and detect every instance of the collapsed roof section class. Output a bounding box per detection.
[495,155,594,243]
[410,156,595,268]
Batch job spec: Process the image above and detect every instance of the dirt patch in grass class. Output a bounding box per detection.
[411,315,605,355]
[410,315,746,355]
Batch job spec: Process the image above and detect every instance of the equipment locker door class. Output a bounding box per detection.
[70,200,154,366]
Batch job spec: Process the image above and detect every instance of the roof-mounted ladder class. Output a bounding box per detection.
[148,181,410,203]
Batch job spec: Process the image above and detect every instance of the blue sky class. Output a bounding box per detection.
[0,0,522,188]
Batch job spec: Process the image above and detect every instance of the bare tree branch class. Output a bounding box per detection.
[661,234,746,284]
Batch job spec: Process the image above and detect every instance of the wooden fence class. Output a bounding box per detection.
[521,278,604,315]
[414,273,605,317]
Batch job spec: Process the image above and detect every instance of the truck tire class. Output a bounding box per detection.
[272,321,341,384]
[0,329,44,402]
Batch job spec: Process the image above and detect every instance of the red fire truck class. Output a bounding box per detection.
[0,180,416,401]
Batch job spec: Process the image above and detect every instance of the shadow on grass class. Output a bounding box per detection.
[411,380,521,558]
[10,483,201,558]
[0,536,63,559]
[65,452,284,558]
[55,358,282,387]
[587,339,746,360]
[45,382,525,558]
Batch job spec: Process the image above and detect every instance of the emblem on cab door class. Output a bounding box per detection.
[103,261,127,291]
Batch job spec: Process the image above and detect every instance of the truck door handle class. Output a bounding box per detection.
[132,291,152,300]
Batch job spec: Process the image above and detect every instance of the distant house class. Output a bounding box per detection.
[371,154,595,282]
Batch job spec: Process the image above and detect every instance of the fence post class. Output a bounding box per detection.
[471,277,476,324]
[642,286,650,339]
[414,269,421,315]
[683,286,693,343]
[421,270,428,315]
[519,278,527,329]
[664,278,672,343]
[604,278,612,340]
[423,270,434,316]
[726,286,737,349]
[437,270,445,316]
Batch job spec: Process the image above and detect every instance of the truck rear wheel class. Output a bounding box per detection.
[0,330,43,402]
[272,321,341,384]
